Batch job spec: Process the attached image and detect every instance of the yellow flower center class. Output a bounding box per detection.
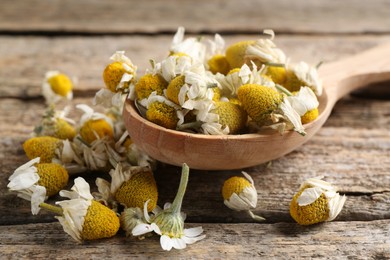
[237,84,283,126]
[135,73,168,100]
[146,101,178,130]
[225,40,255,69]
[290,186,330,225]
[103,62,131,93]
[54,118,76,140]
[166,75,186,105]
[81,201,120,240]
[212,101,247,134]
[284,70,304,92]
[208,54,231,75]
[265,66,287,85]
[47,74,73,97]
[36,163,69,197]
[23,136,62,163]
[222,176,251,200]
[79,119,114,144]
[114,169,158,212]
[301,108,319,124]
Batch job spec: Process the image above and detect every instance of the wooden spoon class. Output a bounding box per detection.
[123,44,390,170]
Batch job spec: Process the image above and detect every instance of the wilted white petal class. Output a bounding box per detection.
[171,237,187,250]
[132,223,154,236]
[297,187,323,206]
[31,185,47,215]
[160,235,174,251]
[184,226,204,237]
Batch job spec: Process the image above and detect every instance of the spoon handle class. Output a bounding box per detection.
[319,43,390,103]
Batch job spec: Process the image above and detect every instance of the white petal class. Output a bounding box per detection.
[7,171,40,190]
[328,194,347,221]
[279,98,306,135]
[160,235,173,251]
[143,200,151,223]
[31,185,47,215]
[11,157,40,176]
[150,223,162,235]
[171,237,187,250]
[132,223,153,236]
[184,226,204,237]
[297,187,324,206]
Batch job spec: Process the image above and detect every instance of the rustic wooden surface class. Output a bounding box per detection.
[1,0,390,259]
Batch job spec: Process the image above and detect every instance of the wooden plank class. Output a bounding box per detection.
[0,221,389,258]
[0,97,389,225]
[1,35,390,99]
[1,0,390,34]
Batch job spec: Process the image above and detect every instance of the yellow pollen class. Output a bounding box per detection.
[290,186,330,225]
[301,108,319,124]
[222,176,252,200]
[208,54,231,75]
[212,101,247,134]
[166,75,186,105]
[135,73,168,100]
[237,84,283,126]
[79,119,114,144]
[114,169,158,212]
[36,163,69,197]
[81,201,120,240]
[146,102,178,130]
[103,62,130,93]
[23,136,62,163]
[47,74,73,97]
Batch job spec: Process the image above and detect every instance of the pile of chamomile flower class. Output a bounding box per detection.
[122,27,322,136]
[7,27,346,251]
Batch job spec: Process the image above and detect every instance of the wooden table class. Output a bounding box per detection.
[1,0,390,258]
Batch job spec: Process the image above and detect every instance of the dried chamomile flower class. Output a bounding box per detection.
[120,207,148,237]
[206,34,230,75]
[135,73,168,100]
[286,87,320,124]
[166,75,186,105]
[77,104,114,144]
[146,101,179,129]
[103,51,137,94]
[237,83,283,126]
[95,163,158,212]
[34,105,76,140]
[132,164,205,251]
[23,136,63,163]
[170,27,207,64]
[42,71,74,104]
[290,177,346,225]
[222,171,265,221]
[225,40,256,69]
[7,158,69,215]
[284,61,323,96]
[38,177,120,242]
[245,30,287,65]
[211,100,247,134]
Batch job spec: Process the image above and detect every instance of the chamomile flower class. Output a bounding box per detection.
[135,73,168,100]
[39,177,120,242]
[211,100,247,134]
[222,171,265,221]
[23,136,63,163]
[206,34,230,75]
[95,164,158,212]
[286,87,320,124]
[225,40,256,69]
[290,177,346,225]
[146,101,179,129]
[285,61,323,96]
[170,27,207,64]
[7,158,69,215]
[245,30,287,65]
[34,105,76,140]
[237,83,283,126]
[42,71,74,104]
[132,164,205,251]
[77,104,114,144]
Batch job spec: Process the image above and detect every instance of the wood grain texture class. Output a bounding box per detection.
[0,221,389,258]
[1,0,390,34]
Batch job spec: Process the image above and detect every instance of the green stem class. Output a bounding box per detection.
[170,163,190,214]
[77,136,91,148]
[264,62,286,68]
[39,202,63,216]
[275,84,293,96]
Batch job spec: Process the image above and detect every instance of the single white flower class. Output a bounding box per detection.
[222,171,265,221]
[42,71,74,104]
[290,176,347,225]
[132,164,205,251]
[7,157,46,215]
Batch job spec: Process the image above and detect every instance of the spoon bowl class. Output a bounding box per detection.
[123,44,390,170]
